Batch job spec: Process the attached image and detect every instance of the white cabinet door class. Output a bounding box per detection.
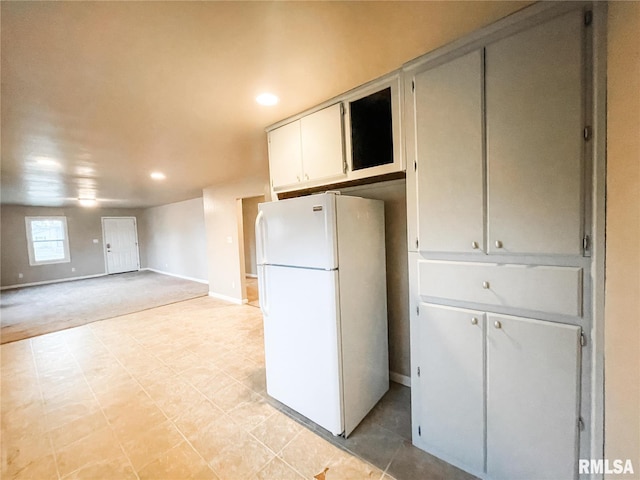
[300,103,345,183]
[487,314,581,480]
[268,120,302,189]
[416,304,485,475]
[485,11,584,255]
[414,50,485,254]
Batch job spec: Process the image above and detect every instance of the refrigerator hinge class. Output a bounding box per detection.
[580,330,587,347]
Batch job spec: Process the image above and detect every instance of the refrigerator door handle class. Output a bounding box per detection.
[255,210,267,265]
[258,267,269,316]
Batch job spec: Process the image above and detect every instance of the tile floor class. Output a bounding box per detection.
[1,296,476,480]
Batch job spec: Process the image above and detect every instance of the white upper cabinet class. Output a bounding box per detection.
[485,11,584,255]
[414,50,485,254]
[268,120,303,189]
[268,103,345,191]
[408,9,586,257]
[300,103,345,184]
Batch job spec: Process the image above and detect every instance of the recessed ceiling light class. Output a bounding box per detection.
[150,172,166,180]
[35,157,60,167]
[78,198,98,207]
[256,93,279,106]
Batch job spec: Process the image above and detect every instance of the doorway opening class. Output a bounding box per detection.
[239,195,264,307]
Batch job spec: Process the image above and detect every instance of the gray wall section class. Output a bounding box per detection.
[0,205,143,288]
[338,180,410,379]
[241,196,263,276]
[138,198,208,282]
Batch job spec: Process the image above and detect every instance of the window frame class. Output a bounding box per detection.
[25,216,71,266]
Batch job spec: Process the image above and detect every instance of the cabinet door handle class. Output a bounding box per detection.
[482,281,490,289]
[494,321,502,329]
[471,241,479,249]
[470,317,478,325]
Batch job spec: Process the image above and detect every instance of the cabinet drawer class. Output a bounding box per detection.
[418,260,582,317]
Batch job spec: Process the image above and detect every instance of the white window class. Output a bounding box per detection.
[25,216,71,266]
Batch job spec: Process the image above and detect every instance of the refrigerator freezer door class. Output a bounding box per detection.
[256,194,338,270]
[262,265,343,435]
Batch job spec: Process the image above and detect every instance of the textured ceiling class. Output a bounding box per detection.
[1,1,526,208]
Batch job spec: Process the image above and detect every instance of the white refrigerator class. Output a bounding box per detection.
[256,192,389,437]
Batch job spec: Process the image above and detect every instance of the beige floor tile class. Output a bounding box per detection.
[1,430,54,478]
[6,452,58,480]
[60,455,137,480]
[324,449,385,480]
[55,425,124,478]
[254,457,305,480]
[209,380,255,413]
[183,414,242,462]
[207,429,274,480]
[137,441,219,480]
[280,428,344,479]
[146,376,206,420]
[250,410,303,454]
[120,419,184,471]
[45,398,102,431]
[49,410,110,451]
[104,397,167,438]
[227,394,276,431]
[173,395,224,438]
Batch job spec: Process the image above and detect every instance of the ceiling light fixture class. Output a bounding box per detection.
[150,172,166,180]
[78,198,98,207]
[256,93,279,106]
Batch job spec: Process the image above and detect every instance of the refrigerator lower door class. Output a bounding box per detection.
[261,264,343,436]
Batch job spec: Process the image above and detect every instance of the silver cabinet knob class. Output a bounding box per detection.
[495,240,503,248]
[494,321,502,329]
[296,175,301,182]
[471,241,479,249]
[470,317,478,325]
[482,281,490,289]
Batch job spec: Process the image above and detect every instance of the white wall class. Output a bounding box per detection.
[203,177,271,302]
[139,197,208,283]
[605,1,640,470]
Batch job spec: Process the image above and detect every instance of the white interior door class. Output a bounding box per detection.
[102,217,140,274]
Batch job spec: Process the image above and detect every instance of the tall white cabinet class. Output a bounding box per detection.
[406,5,597,480]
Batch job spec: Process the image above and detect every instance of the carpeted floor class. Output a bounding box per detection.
[0,271,209,344]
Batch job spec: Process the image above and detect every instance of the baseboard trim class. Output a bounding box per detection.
[0,273,108,291]
[208,291,245,305]
[390,371,411,387]
[143,268,208,285]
